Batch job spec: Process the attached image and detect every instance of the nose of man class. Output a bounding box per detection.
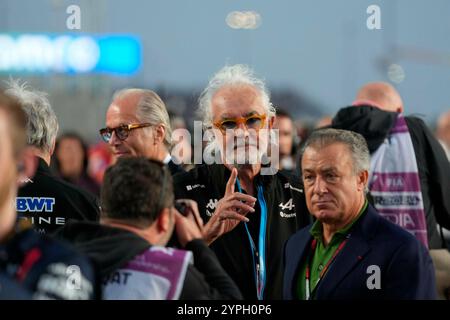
[108,130,121,146]
[234,126,250,138]
[312,176,328,196]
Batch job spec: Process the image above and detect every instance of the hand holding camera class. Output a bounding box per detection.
[174,199,205,247]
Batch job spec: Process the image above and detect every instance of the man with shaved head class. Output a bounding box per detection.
[354,82,404,113]
[332,82,450,299]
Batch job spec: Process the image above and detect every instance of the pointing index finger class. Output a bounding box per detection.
[225,167,238,195]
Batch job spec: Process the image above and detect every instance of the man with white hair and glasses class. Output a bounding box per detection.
[173,64,311,300]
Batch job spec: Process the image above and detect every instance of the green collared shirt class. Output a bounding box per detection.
[296,200,368,300]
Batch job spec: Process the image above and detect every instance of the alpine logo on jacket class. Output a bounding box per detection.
[279,198,296,218]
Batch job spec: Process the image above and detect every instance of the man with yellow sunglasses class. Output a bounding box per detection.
[173,65,311,300]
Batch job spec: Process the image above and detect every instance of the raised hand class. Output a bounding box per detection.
[203,168,256,245]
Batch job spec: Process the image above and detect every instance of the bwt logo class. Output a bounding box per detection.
[16,197,55,212]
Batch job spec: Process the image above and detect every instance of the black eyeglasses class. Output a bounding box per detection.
[99,123,152,143]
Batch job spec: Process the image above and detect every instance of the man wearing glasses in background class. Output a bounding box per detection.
[100,88,183,175]
[173,64,311,300]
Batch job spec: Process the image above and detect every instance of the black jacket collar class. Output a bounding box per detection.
[167,159,184,175]
[35,157,52,176]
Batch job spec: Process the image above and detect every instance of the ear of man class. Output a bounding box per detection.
[153,124,166,145]
[156,207,173,234]
[49,138,56,156]
[357,170,369,192]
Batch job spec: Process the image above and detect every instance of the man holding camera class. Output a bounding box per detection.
[56,157,242,299]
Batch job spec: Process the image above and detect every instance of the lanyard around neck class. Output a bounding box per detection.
[236,178,268,300]
[305,235,349,300]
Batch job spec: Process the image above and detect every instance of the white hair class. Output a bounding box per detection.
[112,88,172,148]
[197,64,276,129]
[4,79,59,153]
[198,65,278,162]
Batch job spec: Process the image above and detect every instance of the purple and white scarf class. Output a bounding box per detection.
[102,246,193,300]
[369,114,428,248]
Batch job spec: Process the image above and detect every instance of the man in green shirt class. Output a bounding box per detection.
[296,200,368,299]
[283,128,436,300]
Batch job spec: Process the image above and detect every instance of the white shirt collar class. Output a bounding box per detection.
[163,154,171,164]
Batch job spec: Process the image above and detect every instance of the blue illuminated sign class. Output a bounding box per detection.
[0,34,141,75]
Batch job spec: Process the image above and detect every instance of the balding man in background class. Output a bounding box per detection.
[354,82,404,113]
[331,82,450,299]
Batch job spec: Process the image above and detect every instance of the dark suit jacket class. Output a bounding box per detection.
[283,204,437,300]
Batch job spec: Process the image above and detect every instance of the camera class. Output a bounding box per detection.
[174,201,187,216]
